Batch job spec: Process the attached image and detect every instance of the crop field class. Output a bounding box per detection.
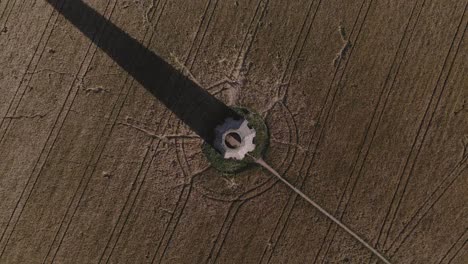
[0,0,466,263]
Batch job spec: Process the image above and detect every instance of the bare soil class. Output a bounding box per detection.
[0,0,466,263]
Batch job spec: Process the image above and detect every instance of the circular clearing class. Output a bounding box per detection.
[202,107,269,174]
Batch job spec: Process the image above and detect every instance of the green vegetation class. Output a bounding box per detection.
[202,107,269,174]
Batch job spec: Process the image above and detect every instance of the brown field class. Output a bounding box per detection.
[0,0,467,263]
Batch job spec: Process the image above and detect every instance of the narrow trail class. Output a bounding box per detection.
[249,155,391,264]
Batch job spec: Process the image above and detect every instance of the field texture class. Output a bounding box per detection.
[0,0,467,263]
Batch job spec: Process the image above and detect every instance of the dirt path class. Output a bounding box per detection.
[0,0,466,263]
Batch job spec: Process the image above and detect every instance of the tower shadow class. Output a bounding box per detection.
[45,0,241,147]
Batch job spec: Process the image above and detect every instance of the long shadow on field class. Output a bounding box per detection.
[45,0,240,147]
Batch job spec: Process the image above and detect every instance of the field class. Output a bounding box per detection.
[0,0,467,263]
